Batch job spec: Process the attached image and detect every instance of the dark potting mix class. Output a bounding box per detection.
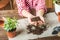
[27,17,47,35]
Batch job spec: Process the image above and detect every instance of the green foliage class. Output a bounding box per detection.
[53,0,60,4]
[4,17,17,32]
[53,0,57,3]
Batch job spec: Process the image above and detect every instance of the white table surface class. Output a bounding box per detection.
[9,12,60,40]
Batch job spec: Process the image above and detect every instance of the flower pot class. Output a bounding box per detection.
[7,31,16,38]
[0,17,4,28]
[54,3,60,22]
[7,28,16,38]
[0,20,4,27]
[58,12,60,22]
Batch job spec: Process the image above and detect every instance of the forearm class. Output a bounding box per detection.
[36,9,44,16]
[22,10,34,18]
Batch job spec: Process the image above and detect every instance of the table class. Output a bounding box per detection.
[9,12,60,40]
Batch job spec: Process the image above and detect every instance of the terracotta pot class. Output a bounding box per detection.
[0,0,9,9]
[58,12,60,22]
[54,3,60,22]
[7,29,16,38]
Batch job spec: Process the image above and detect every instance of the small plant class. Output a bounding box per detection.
[4,17,17,38]
[53,0,57,3]
[4,17,17,32]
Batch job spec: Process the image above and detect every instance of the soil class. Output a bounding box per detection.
[27,24,46,35]
[27,16,46,35]
[8,28,16,32]
[31,17,41,22]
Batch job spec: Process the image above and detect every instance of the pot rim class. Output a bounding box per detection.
[8,28,16,32]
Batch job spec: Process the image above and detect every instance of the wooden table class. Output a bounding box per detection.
[9,12,60,40]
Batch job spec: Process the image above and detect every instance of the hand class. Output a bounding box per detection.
[28,16,38,26]
[37,16,45,25]
[36,9,45,25]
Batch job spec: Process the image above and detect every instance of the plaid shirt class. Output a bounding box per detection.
[16,0,46,16]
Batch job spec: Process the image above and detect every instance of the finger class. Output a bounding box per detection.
[38,21,43,25]
[34,22,37,26]
[39,16,45,23]
[38,21,42,23]
[28,17,33,23]
[30,22,35,25]
[28,18,36,25]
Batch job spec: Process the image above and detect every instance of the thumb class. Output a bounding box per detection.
[39,16,45,23]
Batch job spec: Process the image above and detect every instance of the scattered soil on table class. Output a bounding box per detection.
[27,25,46,35]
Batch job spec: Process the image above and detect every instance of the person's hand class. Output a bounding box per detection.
[36,9,45,25]
[28,16,38,26]
[37,16,45,25]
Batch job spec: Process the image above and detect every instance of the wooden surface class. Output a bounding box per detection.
[0,10,23,19]
[29,36,60,40]
[0,27,8,40]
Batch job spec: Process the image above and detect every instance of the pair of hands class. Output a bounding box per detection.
[28,15,45,26]
[22,9,45,26]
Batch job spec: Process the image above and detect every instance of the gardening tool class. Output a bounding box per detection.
[52,26,60,36]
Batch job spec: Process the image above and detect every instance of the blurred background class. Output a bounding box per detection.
[0,0,54,11]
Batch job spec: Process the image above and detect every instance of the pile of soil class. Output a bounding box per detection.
[27,16,47,35]
[27,24,46,35]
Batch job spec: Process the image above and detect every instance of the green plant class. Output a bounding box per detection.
[53,0,57,3]
[4,17,17,32]
[53,0,60,4]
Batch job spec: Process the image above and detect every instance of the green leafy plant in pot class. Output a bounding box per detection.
[53,0,60,22]
[4,17,17,38]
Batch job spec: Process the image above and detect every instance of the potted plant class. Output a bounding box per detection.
[4,17,17,38]
[53,0,60,22]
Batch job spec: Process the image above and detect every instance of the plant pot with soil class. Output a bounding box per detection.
[4,17,17,38]
[53,0,60,22]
